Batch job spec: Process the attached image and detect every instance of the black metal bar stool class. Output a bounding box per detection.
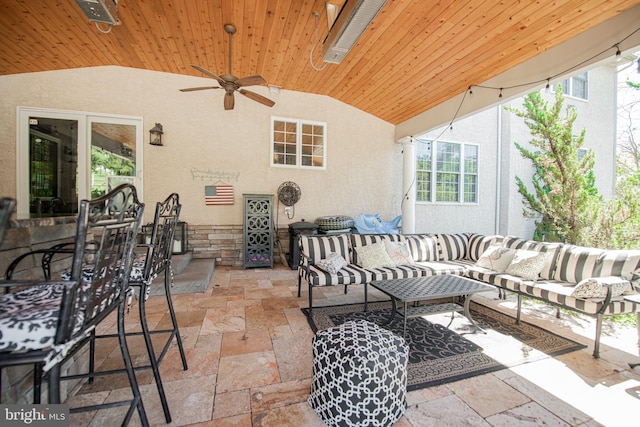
[0,184,149,426]
[88,193,188,423]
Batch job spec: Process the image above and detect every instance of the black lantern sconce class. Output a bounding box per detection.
[149,123,164,146]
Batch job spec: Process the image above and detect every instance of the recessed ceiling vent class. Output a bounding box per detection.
[75,0,120,25]
[322,0,387,64]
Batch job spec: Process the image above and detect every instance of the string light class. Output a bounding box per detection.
[447,25,640,128]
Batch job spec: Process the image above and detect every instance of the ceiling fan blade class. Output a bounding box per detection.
[191,64,225,84]
[239,89,275,107]
[179,86,221,92]
[224,92,235,110]
[235,75,267,87]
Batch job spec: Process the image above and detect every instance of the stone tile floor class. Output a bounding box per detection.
[67,265,640,426]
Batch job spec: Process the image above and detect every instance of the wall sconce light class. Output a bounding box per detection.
[149,123,163,146]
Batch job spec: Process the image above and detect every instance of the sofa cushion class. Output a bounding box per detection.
[553,245,605,284]
[317,253,348,274]
[400,234,439,262]
[384,240,415,266]
[502,236,561,280]
[350,234,401,265]
[356,242,397,269]
[437,233,468,261]
[465,265,522,293]
[300,234,351,265]
[517,280,634,315]
[413,260,468,277]
[570,276,632,299]
[467,234,504,262]
[505,250,553,281]
[301,264,373,287]
[475,245,517,273]
[593,250,640,283]
[364,264,429,281]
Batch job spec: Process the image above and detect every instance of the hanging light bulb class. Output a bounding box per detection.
[615,45,622,62]
[498,88,503,99]
[545,79,551,93]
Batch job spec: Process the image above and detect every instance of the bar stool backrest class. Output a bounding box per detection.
[57,184,144,345]
[142,193,181,283]
[0,198,16,244]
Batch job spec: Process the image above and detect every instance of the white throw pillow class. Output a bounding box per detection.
[316,252,348,274]
[475,245,517,273]
[384,240,415,266]
[504,250,552,281]
[571,276,632,299]
[357,242,397,269]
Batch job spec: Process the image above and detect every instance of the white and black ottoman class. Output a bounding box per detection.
[308,320,409,427]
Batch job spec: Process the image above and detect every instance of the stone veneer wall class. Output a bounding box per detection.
[188,224,290,267]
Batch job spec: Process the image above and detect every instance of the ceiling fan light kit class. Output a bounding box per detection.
[180,24,275,110]
[322,0,387,64]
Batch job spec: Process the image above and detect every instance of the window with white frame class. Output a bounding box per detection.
[271,117,326,169]
[415,140,478,203]
[560,72,588,100]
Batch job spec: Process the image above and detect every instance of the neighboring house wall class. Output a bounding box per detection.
[412,107,501,236]
[413,64,618,239]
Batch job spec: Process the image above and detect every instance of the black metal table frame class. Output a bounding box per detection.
[367,275,494,337]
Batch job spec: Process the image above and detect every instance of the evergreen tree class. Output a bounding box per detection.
[506,87,600,244]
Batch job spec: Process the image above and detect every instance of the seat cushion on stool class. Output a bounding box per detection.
[308,320,409,427]
[0,284,65,352]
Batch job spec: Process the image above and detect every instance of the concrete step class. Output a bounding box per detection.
[171,251,193,275]
[149,255,215,296]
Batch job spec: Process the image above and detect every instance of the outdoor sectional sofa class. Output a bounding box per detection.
[297,232,640,358]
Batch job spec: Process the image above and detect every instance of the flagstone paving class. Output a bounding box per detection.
[66,264,640,426]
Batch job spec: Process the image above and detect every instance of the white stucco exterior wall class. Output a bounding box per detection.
[0,66,401,228]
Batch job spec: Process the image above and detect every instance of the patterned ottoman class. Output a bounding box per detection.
[308,320,409,427]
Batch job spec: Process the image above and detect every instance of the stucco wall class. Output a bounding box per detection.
[412,107,501,235]
[0,66,401,229]
[411,64,618,239]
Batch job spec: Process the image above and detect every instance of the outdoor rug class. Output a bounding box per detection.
[302,301,586,391]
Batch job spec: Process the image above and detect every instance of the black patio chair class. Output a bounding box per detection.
[0,184,149,426]
[0,198,15,244]
[87,192,188,423]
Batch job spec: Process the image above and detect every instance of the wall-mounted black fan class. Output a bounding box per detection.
[278,181,301,206]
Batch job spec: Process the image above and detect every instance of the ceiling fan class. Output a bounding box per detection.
[180,24,275,110]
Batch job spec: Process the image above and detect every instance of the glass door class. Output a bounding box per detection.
[17,107,143,218]
[88,117,142,199]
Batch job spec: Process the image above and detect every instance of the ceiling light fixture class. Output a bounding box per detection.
[322,0,387,64]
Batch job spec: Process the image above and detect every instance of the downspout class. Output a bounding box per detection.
[399,136,416,233]
[495,104,502,235]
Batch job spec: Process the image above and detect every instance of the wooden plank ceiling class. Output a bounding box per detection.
[1,0,639,124]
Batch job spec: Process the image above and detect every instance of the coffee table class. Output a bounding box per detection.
[368,275,495,337]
